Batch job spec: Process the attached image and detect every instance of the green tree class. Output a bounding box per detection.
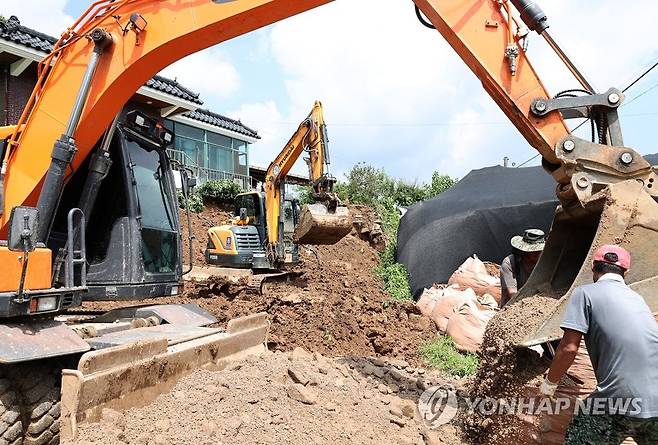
[393,180,427,207]
[425,172,457,199]
[338,163,395,206]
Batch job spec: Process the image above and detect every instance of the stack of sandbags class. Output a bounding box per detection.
[416,281,498,352]
[430,285,477,333]
[446,300,497,353]
[448,255,502,304]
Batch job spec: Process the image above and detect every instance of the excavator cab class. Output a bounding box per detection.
[50,108,182,301]
[206,191,300,269]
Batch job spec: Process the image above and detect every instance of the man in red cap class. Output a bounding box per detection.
[539,244,658,444]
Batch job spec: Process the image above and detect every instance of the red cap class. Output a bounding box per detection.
[593,245,631,270]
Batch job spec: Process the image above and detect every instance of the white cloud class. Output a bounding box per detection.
[1,0,73,37]
[227,101,291,170]
[160,49,240,100]
[242,0,658,181]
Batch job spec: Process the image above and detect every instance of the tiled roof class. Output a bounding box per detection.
[0,15,56,53]
[183,109,260,139]
[144,75,203,105]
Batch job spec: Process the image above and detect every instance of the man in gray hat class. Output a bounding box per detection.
[499,228,545,307]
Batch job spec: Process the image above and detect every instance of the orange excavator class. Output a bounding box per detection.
[0,0,655,442]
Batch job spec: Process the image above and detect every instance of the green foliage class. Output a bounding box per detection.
[374,197,412,301]
[294,185,315,206]
[337,163,395,207]
[393,181,427,207]
[425,172,457,199]
[196,180,243,204]
[178,190,204,213]
[335,163,455,208]
[420,335,479,377]
[332,163,456,302]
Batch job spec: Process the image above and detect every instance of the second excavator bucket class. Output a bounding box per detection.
[513,180,658,347]
[295,203,353,245]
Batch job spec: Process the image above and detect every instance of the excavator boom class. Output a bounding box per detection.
[0,0,332,233]
[263,101,351,251]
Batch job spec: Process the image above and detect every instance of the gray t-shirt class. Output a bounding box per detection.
[499,254,530,307]
[561,276,658,418]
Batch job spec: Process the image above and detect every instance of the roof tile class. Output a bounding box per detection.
[0,16,56,53]
[144,75,203,105]
[183,109,260,139]
[0,16,257,139]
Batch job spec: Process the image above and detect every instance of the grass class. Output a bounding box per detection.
[374,199,413,302]
[420,335,480,377]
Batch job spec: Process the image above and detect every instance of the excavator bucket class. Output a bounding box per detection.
[60,312,269,440]
[515,180,658,347]
[295,203,353,245]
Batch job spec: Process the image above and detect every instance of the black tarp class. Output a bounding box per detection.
[397,154,658,298]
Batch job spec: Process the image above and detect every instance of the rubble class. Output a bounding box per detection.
[71,351,466,445]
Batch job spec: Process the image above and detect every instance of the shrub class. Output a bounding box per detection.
[197,180,243,203]
[393,180,427,207]
[178,190,204,213]
[375,197,412,301]
[420,335,479,377]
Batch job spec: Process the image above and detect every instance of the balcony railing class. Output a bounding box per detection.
[166,148,253,190]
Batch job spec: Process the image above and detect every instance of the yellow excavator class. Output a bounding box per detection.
[0,0,655,442]
[205,101,352,270]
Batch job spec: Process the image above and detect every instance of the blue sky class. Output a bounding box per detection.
[5,0,658,182]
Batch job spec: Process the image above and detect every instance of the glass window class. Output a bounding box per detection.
[233,139,247,152]
[175,136,204,167]
[174,122,204,141]
[207,132,232,149]
[234,193,260,220]
[208,143,232,172]
[128,142,177,232]
[235,152,248,176]
[127,141,179,274]
[283,200,296,233]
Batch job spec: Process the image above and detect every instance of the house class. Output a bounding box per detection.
[0,15,260,189]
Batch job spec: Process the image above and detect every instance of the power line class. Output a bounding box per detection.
[622,61,658,93]
[515,64,658,168]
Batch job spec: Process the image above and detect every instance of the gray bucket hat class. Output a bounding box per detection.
[511,228,545,253]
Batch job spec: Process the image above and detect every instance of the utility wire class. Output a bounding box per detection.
[622,61,658,93]
[516,62,658,168]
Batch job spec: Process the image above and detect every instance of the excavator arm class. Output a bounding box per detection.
[414,0,658,345]
[263,101,346,248]
[0,0,334,236]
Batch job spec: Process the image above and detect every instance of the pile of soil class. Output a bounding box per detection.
[462,295,561,444]
[72,348,464,445]
[83,233,437,365]
[84,202,438,365]
[179,203,233,265]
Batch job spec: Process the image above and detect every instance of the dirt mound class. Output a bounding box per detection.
[71,349,465,445]
[462,295,561,444]
[83,229,438,365]
[349,205,385,251]
[179,203,232,265]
